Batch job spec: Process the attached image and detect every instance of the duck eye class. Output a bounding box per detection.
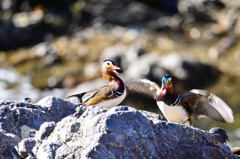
[104,61,112,67]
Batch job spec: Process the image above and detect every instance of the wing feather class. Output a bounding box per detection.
[126,79,160,99]
[182,89,234,123]
[68,85,117,105]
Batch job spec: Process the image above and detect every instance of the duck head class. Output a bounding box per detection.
[157,75,174,99]
[23,97,33,103]
[101,59,121,81]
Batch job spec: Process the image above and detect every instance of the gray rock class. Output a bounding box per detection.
[20,125,36,139]
[37,121,56,141]
[31,106,238,159]
[37,96,75,122]
[16,138,36,158]
[0,96,76,158]
[0,97,238,158]
[0,131,21,159]
[139,110,165,121]
[0,96,75,133]
[71,104,87,118]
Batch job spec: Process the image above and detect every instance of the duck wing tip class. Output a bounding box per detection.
[67,94,80,98]
[187,90,234,123]
[224,116,234,123]
[210,93,234,123]
[67,92,86,100]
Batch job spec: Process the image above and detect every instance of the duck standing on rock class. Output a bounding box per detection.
[68,59,126,109]
[127,75,234,126]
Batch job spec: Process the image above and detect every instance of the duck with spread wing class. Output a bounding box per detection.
[127,75,234,126]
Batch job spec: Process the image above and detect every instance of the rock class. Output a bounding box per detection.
[29,106,237,159]
[36,122,56,141]
[0,97,238,158]
[139,110,165,121]
[0,96,76,159]
[16,138,36,158]
[0,96,75,133]
[20,125,35,139]
[37,96,75,122]
[71,104,87,118]
[0,131,21,159]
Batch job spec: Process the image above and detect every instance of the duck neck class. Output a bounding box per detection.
[158,91,180,106]
[111,75,125,93]
[102,73,112,81]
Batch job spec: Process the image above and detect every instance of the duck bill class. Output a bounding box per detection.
[159,85,167,97]
[112,65,121,75]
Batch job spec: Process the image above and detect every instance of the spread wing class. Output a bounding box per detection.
[126,79,160,100]
[68,85,119,106]
[180,89,234,123]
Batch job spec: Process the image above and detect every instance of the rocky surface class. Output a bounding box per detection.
[0,96,239,159]
[0,96,75,159]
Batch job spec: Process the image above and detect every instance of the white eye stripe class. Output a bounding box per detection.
[167,78,172,83]
[104,61,112,66]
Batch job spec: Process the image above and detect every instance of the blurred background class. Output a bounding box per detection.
[0,0,239,147]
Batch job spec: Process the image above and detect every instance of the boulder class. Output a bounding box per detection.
[29,106,238,159]
[0,97,238,158]
[0,96,75,158]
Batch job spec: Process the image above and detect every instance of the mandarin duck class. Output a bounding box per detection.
[209,127,240,155]
[127,75,234,126]
[22,97,33,103]
[68,59,126,108]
